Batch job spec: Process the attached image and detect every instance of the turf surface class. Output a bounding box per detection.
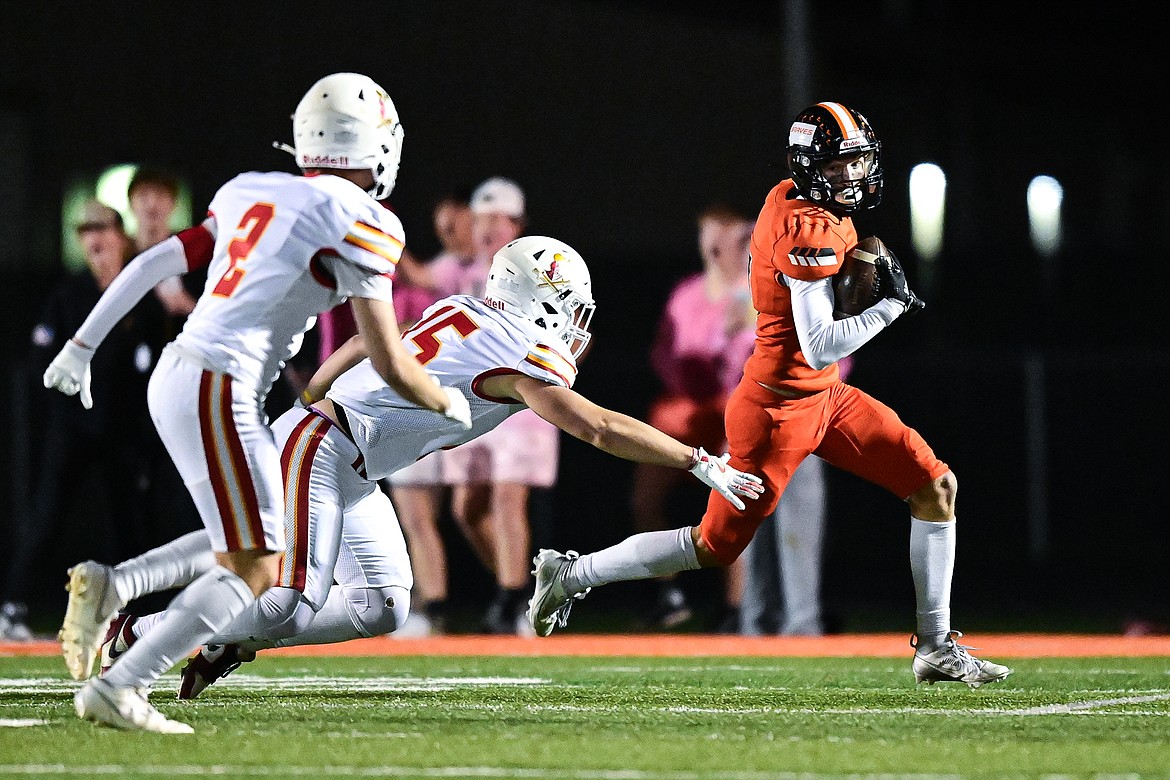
[1,654,1168,778]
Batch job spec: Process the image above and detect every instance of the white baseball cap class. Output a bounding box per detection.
[470,176,525,218]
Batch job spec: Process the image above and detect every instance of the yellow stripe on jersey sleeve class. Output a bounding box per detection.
[344,221,404,264]
[525,344,577,387]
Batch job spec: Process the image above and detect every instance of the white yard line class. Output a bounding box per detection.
[0,766,964,779]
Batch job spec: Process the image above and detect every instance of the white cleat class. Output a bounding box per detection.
[60,561,125,680]
[526,549,589,637]
[75,677,193,734]
[912,631,1012,689]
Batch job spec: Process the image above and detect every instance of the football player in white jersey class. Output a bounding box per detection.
[93,235,764,699]
[42,72,473,733]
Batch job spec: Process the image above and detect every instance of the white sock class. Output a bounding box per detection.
[102,565,253,690]
[131,611,164,639]
[569,528,700,592]
[112,531,216,605]
[909,516,955,650]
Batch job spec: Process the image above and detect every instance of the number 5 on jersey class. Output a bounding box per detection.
[407,307,479,364]
[212,202,276,297]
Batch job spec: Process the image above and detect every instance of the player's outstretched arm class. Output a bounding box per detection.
[499,374,763,509]
[45,221,216,409]
[350,296,471,429]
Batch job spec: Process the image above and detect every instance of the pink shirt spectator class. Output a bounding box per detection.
[652,273,751,401]
[428,250,488,298]
[394,283,442,328]
[317,303,358,364]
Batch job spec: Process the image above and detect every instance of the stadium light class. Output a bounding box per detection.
[908,163,946,263]
[1027,175,1063,258]
[95,163,139,233]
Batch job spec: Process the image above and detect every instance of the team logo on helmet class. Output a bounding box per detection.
[376,89,395,128]
[540,255,566,287]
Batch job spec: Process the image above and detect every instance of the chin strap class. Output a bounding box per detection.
[272,141,296,157]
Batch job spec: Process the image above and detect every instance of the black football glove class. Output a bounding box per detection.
[875,252,925,315]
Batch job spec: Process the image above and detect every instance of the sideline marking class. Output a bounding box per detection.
[0,675,548,695]
[0,766,964,779]
[0,719,50,728]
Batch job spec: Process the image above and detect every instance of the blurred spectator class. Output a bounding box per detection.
[629,205,756,629]
[390,188,473,638]
[394,187,473,290]
[127,167,198,324]
[437,177,558,634]
[0,201,166,639]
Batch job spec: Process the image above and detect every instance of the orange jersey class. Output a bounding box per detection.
[744,179,858,393]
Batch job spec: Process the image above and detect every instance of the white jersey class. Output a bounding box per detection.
[327,295,578,481]
[175,171,404,393]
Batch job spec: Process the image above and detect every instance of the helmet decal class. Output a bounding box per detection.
[817,102,861,137]
[539,254,568,289]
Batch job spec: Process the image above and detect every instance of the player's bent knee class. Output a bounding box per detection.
[908,471,957,521]
[346,586,411,637]
[256,587,316,640]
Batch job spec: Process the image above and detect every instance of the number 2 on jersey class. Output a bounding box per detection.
[408,308,479,364]
[212,202,276,297]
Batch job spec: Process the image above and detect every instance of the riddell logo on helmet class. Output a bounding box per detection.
[301,154,350,166]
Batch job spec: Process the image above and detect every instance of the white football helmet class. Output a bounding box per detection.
[485,236,595,359]
[286,72,404,200]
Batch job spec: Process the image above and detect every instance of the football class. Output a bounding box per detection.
[832,236,886,319]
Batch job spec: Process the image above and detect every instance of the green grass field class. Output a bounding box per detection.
[1,654,1168,778]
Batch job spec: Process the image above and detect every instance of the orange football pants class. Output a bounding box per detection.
[699,379,950,564]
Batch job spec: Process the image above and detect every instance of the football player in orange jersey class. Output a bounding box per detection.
[529,102,1011,688]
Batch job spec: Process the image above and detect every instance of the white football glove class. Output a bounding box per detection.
[688,447,764,511]
[44,339,95,410]
[441,386,473,430]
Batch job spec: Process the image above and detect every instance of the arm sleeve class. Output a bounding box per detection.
[74,233,198,348]
[785,274,904,369]
[321,255,397,303]
[176,219,217,271]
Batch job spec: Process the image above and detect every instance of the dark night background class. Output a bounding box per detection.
[1,2,1165,631]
